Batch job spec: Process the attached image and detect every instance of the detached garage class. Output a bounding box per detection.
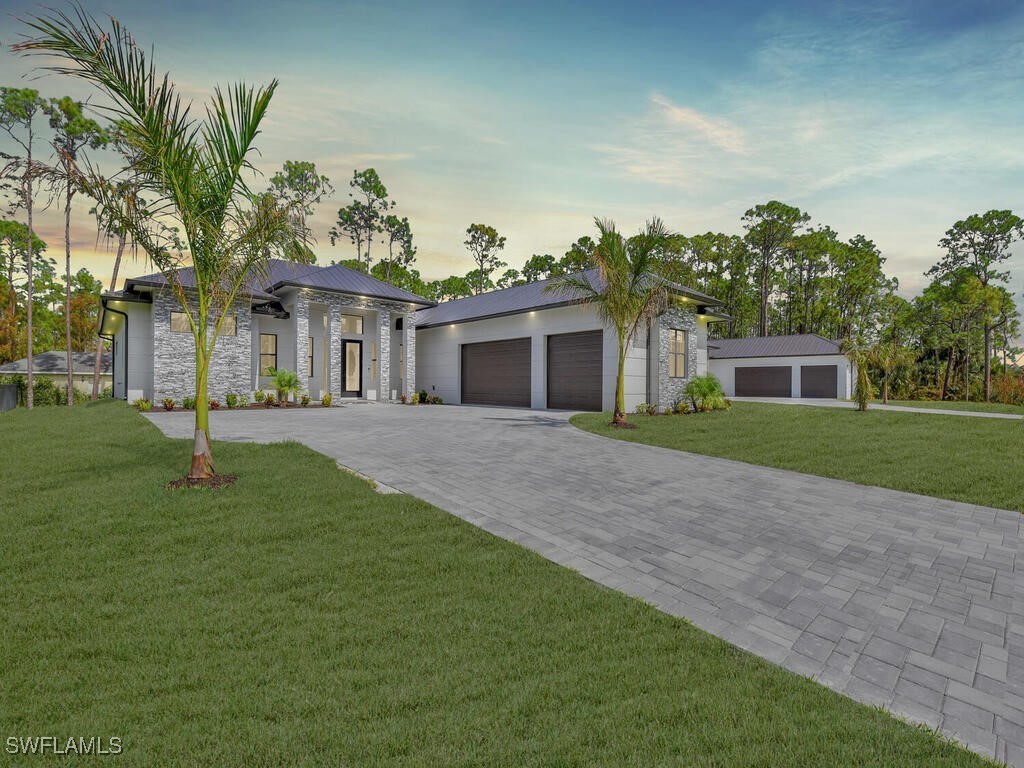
[708,334,854,400]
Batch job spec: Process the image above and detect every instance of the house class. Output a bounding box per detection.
[0,350,112,393]
[98,260,435,403]
[414,270,727,412]
[99,262,731,412]
[708,334,854,399]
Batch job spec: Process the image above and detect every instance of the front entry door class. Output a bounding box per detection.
[341,340,362,397]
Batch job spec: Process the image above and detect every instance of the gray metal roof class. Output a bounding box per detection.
[265,260,434,306]
[0,350,112,375]
[124,259,434,307]
[125,267,278,302]
[415,269,720,328]
[707,334,843,359]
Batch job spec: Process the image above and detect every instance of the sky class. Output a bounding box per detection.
[1,0,1023,305]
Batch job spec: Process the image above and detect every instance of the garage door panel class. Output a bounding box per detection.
[461,338,531,406]
[547,330,603,411]
[801,364,838,398]
[735,366,792,397]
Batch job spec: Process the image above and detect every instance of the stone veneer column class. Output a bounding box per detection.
[377,308,391,401]
[328,304,342,401]
[404,314,417,399]
[657,305,700,411]
[293,292,309,404]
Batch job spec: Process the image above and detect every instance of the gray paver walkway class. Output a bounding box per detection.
[148,404,1024,765]
[732,396,1024,419]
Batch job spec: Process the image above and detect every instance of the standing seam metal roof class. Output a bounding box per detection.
[707,334,843,359]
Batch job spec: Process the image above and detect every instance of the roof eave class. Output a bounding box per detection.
[269,280,436,308]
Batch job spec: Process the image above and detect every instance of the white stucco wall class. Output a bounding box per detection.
[709,354,853,398]
[415,303,650,412]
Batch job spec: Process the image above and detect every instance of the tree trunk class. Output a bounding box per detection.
[93,233,126,399]
[612,338,627,425]
[983,321,992,402]
[758,252,769,336]
[25,151,34,410]
[64,185,73,406]
[188,355,215,479]
[882,377,889,405]
[941,346,953,400]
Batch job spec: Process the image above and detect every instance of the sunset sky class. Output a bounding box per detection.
[1,0,1022,304]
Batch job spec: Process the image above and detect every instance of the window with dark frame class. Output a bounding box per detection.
[308,336,314,377]
[259,333,277,376]
[669,329,688,378]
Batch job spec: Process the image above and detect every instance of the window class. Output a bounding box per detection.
[340,314,363,334]
[170,312,190,333]
[308,336,314,377]
[669,329,688,378]
[259,334,277,375]
[171,311,236,336]
[219,315,237,336]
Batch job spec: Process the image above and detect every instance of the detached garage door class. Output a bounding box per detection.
[461,338,531,406]
[801,365,838,398]
[547,330,603,411]
[735,366,792,397]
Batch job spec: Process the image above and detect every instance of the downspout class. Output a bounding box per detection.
[99,297,128,400]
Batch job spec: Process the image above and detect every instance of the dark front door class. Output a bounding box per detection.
[547,330,603,411]
[735,366,792,397]
[341,340,362,397]
[461,338,531,406]
[801,364,838,398]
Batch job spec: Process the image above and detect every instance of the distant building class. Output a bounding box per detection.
[0,351,113,393]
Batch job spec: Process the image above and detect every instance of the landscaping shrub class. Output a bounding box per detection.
[182,396,196,410]
[321,392,332,407]
[253,389,266,403]
[162,398,175,411]
[225,392,239,409]
[419,389,428,403]
[683,375,729,412]
[264,392,277,407]
[236,393,249,408]
[411,392,420,404]
[300,394,311,407]
[267,368,301,406]
[209,399,221,410]
[634,402,656,415]
[132,398,151,412]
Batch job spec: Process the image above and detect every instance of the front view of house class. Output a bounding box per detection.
[100,262,728,412]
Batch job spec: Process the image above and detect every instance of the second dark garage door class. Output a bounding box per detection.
[461,338,532,406]
[547,330,603,411]
[801,364,838,398]
[734,366,792,397]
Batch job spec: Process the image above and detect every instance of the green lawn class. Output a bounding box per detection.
[573,402,1024,513]
[873,399,1024,415]
[0,402,993,767]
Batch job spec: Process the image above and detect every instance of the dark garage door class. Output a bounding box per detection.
[461,338,531,407]
[547,330,603,411]
[735,366,792,397]
[801,364,838,398]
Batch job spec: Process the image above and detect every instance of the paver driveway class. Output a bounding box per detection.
[149,404,1024,765]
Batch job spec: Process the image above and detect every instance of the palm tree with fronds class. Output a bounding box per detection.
[15,6,309,481]
[547,217,672,426]
[869,341,916,405]
[841,338,873,411]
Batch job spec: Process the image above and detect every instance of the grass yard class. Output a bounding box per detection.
[0,402,994,767]
[873,399,1024,415]
[573,402,1024,513]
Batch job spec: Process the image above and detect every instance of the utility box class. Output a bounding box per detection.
[0,383,18,412]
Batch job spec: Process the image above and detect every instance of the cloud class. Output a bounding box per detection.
[649,93,747,154]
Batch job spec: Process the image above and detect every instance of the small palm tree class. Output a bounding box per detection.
[547,217,671,426]
[16,8,308,480]
[842,338,873,411]
[869,341,916,405]
[268,368,301,407]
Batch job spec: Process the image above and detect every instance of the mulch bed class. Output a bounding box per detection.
[160,404,335,412]
[167,474,238,490]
